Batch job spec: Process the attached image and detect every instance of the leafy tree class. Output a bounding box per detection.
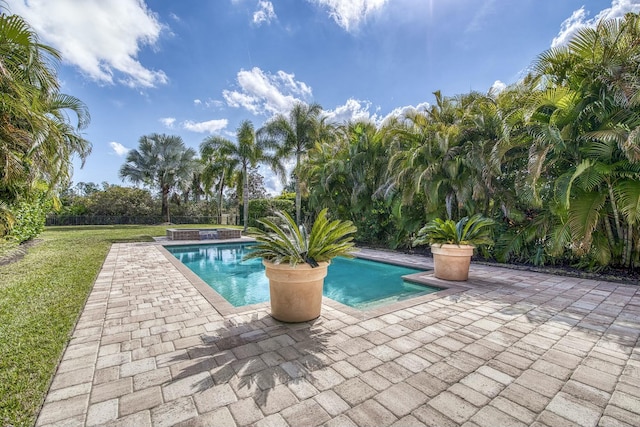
[0,12,91,236]
[75,182,101,197]
[84,186,156,216]
[178,162,205,203]
[119,133,196,223]
[303,120,401,243]
[246,167,267,200]
[201,120,280,231]
[248,197,294,228]
[201,140,238,223]
[259,102,324,223]
[520,12,640,268]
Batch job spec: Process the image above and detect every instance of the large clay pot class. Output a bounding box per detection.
[263,260,329,322]
[430,244,475,281]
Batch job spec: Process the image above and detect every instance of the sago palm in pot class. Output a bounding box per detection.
[244,208,357,322]
[413,214,494,281]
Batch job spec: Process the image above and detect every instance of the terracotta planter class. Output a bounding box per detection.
[263,260,329,322]
[430,244,475,281]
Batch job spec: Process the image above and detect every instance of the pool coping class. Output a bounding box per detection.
[158,241,469,320]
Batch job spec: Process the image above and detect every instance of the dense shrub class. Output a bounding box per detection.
[169,200,218,217]
[248,198,295,228]
[8,195,51,242]
[84,186,156,216]
[352,200,397,246]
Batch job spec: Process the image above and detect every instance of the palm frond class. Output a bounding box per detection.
[615,179,640,224]
[244,209,356,266]
[567,191,606,255]
[413,214,494,246]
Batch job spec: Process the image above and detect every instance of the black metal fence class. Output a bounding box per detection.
[45,215,241,226]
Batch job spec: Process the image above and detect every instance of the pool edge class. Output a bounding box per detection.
[158,243,469,320]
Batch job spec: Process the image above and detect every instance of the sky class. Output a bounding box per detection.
[4,0,640,194]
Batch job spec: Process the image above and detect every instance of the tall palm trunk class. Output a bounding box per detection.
[624,223,633,268]
[608,183,623,240]
[295,151,302,224]
[218,170,225,225]
[243,164,249,231]
[162,185,170,223]
[603,212,616,251]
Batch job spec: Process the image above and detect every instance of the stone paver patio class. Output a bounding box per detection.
[36,241,640,427]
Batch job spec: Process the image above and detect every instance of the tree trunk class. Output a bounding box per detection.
[608,183,623,240]
[603,212,616,251]
[243,164,249,231]
[218,171,225,225]
[295,151,302,224]
[624,222,632,268]
[162,185,170,223]
[445,193,454,220]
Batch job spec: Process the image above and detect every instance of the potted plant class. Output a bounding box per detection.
[413,214,494,281]
[244,208,357,322]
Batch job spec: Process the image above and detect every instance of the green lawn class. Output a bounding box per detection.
[0,224,223,427]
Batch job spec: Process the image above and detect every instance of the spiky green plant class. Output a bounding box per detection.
[244,208,357,266]
[413,214,495,246]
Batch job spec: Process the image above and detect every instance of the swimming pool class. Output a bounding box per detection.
[165,243,441,309]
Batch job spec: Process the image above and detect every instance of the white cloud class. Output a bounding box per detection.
[109,141,130,156]
[552,0,640,48]
[160,117,176,128]
[309,0,389,32]
[259,164,285,196]
[324,98,378,123]
[253,1,276,25]
[551,7,589,48]
[182,119,229,133]
[489,80,507,96]
[194,98,225,108]
[223,67,312,116]
[6,0,168,88]
[322,99,434,127]
[379,102,431,126]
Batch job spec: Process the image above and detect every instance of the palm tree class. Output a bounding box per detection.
[385,92,472,220]
[200,142,237,223]
[119,134,196,223]
[301,134,350,218]
[0,13,91,214]
[519,12,640,267]
[200,120,281,231]
[258,102,324,223]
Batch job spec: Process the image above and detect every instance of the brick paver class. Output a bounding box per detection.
[35,242,640,426]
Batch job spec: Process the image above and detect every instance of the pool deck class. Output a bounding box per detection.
[36,241,640,427]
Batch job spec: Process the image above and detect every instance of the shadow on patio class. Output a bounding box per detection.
[163,313,340,406]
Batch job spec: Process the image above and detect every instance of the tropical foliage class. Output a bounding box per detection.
[413,215,495,246]
[9,8,640,272]
[259,102,325,223]
[200,120,281,231]
[248,197,294,228]
[299,12,640,270]
[7,192,51,242]
[244,208,357,266]
[119,133,196,223]
[0,12,91,239]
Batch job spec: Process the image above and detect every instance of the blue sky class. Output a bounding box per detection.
[5,0,640,194]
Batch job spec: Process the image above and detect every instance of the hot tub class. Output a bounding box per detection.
[165,228,242,240]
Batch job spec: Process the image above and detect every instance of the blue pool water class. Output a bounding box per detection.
[166,243,440,308]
